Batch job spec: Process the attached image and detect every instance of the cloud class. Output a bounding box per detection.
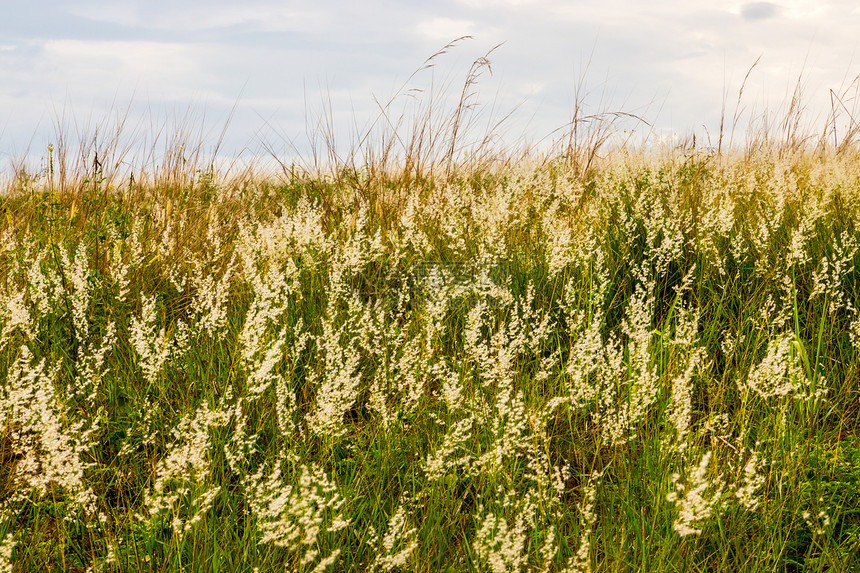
[455,0,540,6]
[740,2,781,20]
[66,1,332,34]
[414,17,479,43]
[41,40,203,84]
[65,3,142,27]
[3,0,860,163]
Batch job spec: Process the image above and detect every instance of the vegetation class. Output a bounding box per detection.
[2,53,860,572]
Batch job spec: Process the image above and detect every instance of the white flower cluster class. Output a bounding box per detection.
[564,471,602,573]
[0,290,33,349]
[129,294,172,385]
[741,333,827,401]
[189,255,235,340]
[142,403,226,533]
[305,300,363,439]
[802,501,832,536]
[0,347,99,517]
[0,529,14,573]
[59,245,91,337]
[809,230,858,314]
[242,458,348,569]
[370,498,419,572]
[666,451,724,536]
[472,493,535,573]
[599,271,659,446]
[667,346,708,452]
[423,417,475,481]
[734,450,766,511]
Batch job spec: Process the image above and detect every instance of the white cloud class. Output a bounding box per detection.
[66,3,141,27]
[739,2,782,20]
[42,40,201,79]
[520,82,545,96]
[151,5,330,34]
[66,1,331,34]
[780,0,828,18]
[32,40,230,107]
[455,0,540,7]
[414,17,479,43]
[3,0,860,163]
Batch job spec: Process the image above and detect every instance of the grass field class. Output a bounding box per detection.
[2,73,860,572]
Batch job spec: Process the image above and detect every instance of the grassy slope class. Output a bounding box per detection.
[0,146,859,572]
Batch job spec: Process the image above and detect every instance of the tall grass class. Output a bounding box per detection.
[1,52,860,572]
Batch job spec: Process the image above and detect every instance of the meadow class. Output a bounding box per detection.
[2,63,860,572]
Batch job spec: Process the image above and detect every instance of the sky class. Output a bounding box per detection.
[2,0,860,173]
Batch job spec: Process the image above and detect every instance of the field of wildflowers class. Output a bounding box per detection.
[2,66,860,571]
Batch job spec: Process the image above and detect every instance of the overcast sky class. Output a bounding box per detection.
[2,0,860,171]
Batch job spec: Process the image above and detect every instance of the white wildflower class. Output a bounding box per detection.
[544,214,573,280]
[667,347,708,451]
[562,471,601,573]
[472,507,530,573]
[243,458,346,568]
[599,272,658,446]
[667,451,724,536]
[0,529,14,573]
[0,290,33,348]
[306,302,363,438]
[371,499,418,572]
[741,334,826,401]
[59,244,91,337]
[0,346,99,516]
[423,417,474,481]
[189,256,234,340]
[802,506,832,536]
[142,402,227,533]
[734,450,765,511]
[129,294,171,384]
